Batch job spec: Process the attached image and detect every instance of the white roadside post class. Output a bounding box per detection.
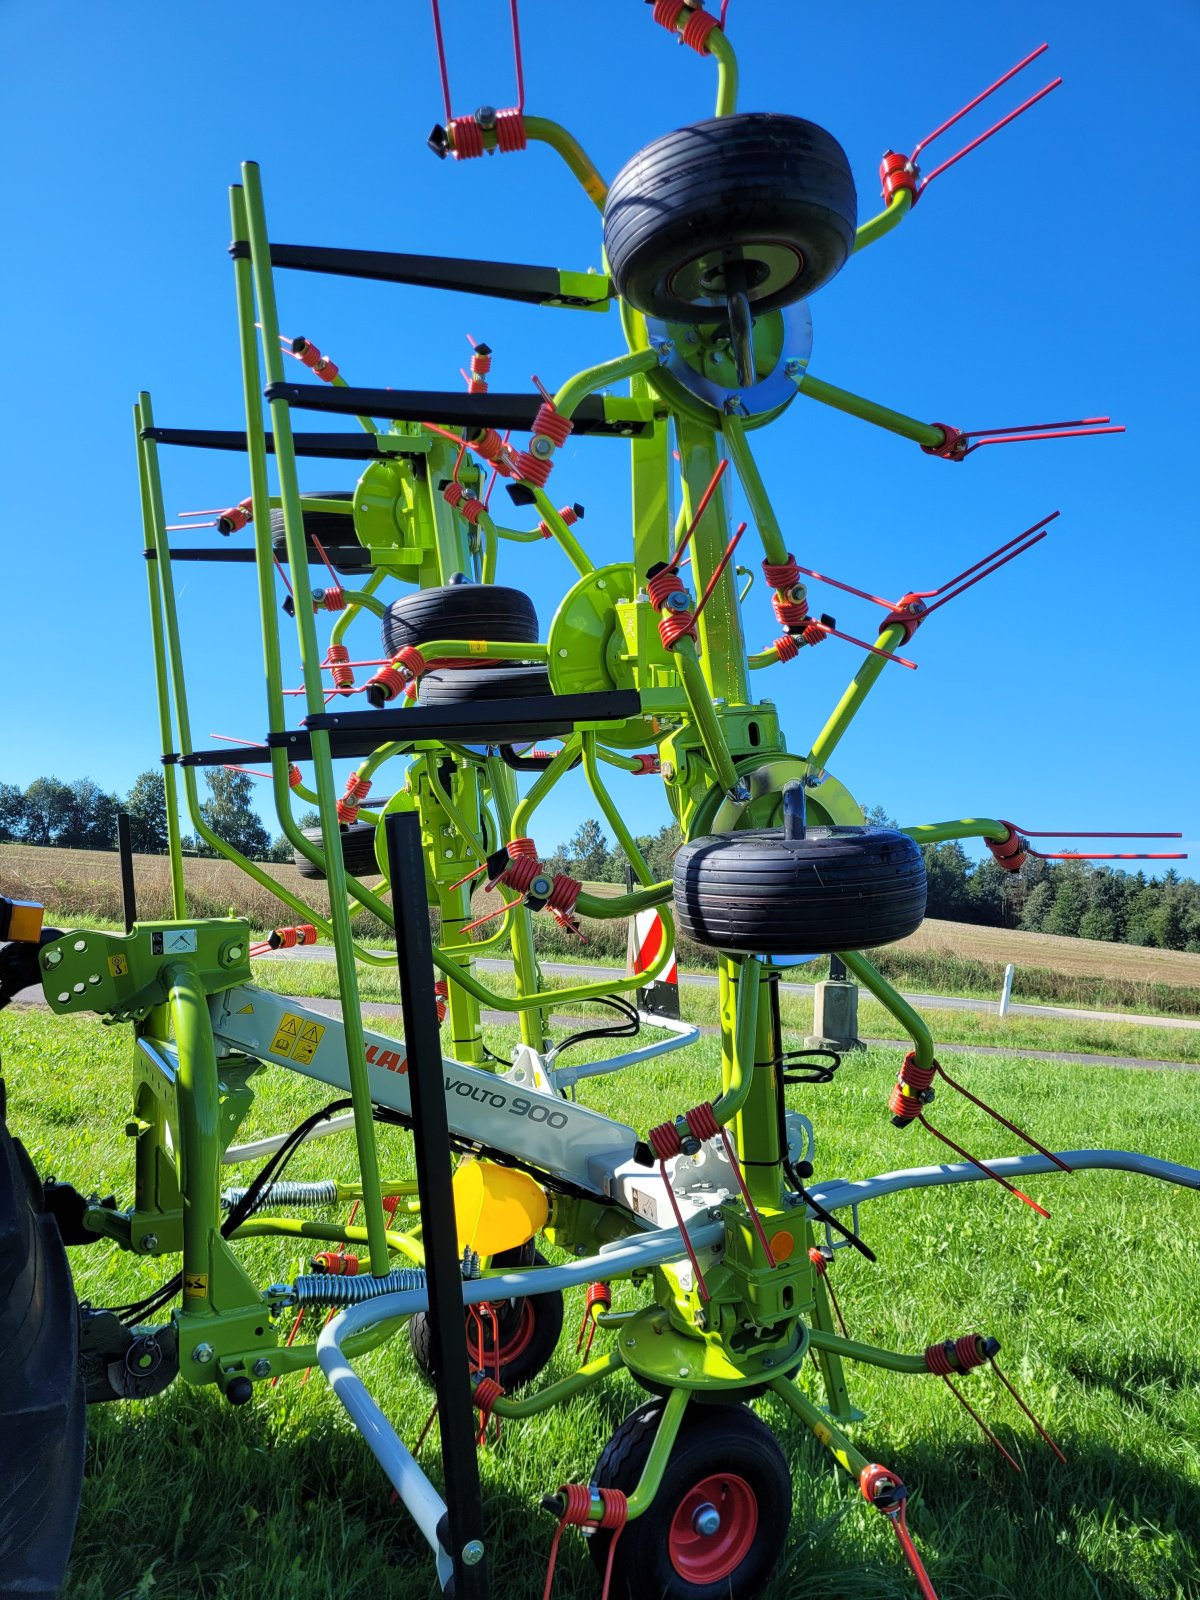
[999,962,1016,1017]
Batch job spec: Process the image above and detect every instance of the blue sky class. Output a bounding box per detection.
[2,1,1196,869]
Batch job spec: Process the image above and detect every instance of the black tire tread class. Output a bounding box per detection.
[381,583,538,659]
[270,489,372,574]
[293,821,380,881]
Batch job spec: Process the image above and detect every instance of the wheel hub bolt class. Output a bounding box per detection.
[693,1503,721,1537]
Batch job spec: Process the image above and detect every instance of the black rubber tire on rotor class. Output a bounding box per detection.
[270,489,373,574]
[673,824,926,955]
[417,663,553,705]
[381,583,539,659]
[589,1398,791,1600]
[603,113,857,323]
[0,1079,86,1598]
[293,821,380,881]
[408,1242,563,1391]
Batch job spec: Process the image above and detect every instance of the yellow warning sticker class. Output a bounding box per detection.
[271,1012,322,1062]
[813,1422,832,1447]
[183,1273,208,1298]
[107,953,129,977]
[236,1002,254,1015]
[292,1019,326,1066]
[468,639,488,655]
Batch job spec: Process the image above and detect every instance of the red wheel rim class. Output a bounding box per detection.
[467,1298,536,1369]
[667,1472,758,1584]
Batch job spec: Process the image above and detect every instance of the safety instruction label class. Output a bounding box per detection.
[468,639,488,654]
[183,1272,208,1298]
[270,1013,325,1065]
[151,929,197,955]
[107,954,129,977]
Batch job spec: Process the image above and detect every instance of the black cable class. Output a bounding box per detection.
[549,994,640,1061]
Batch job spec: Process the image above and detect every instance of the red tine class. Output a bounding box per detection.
[962,417,1109,437]
[429,0,453,122]
[693,522,747,621]
[919,77,1063,191]
[511,0,525,112]
[922,533,1049,614]
[792,563,895,610]
[1006,827,1182,839]
[926,513,1060,597]
[964,425,1124,454]
[669,459,729,572]
[819,624,919,670]
[912,43,1050,162]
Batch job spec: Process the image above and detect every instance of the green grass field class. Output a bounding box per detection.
[4,1000,1199,1600]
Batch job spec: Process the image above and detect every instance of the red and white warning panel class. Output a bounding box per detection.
[627,908,680,1019]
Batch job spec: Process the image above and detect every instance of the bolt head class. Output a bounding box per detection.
[252,1358,271,1378]
[192,1343,214,1365]
[530,435,555,459]
[462,1540,485,1566]
[678,1366,689,1377]
[693,1503,721,1537]
[139,1233,159,1253]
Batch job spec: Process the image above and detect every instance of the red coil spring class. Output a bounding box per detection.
[443,482,466,508]
[326,643,354,690]
[366,664,406,703]
[496,838,542,896]
[890,1053,937,1124]
[808,1246,829,1276]
[468,346,492,394]
[647,1120,684,1161]
[296,340,340,384]
[680,7,720,51]
[800,620,826,646]
[546,873,581,916]
[647,567,687,611]
[472,1373,505,1445]
[772,590,810,628]
[448,116,485,159]
[320,586,346,612]
[774,633,801,663]
[218,500,253,534]
[924,1335,988,1375]
[537,503,580,538]
[652,0,688,28]
[510,448,553,486]
[544,1484,627,1600]
[444,481,485,523]
[586,1282,612,1315]
[287,764,303,788]
[762,553,802,590]
[659,611,698,651]
[396,645,428,682]
[472,427,509,463]
[880,150,919,205]
[269,923,318,950]
[987,826,1028,873]
[337,773,371,824]
[685,1102,720,1142]
[494,107,527,151]
[312,1250,359,1276]
[533,402,573,447]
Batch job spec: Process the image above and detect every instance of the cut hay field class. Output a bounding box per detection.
[5,842,1200,1019]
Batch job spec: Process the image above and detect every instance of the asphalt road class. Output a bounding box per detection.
[260,946,1200,1033]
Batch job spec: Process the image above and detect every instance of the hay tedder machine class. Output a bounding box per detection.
[2,7,1195,1597]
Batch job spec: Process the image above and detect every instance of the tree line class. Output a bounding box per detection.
[3,774,1197,952]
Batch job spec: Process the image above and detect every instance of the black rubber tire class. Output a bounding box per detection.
[408,1243,563,1391]
[0,1079,86,1598]
[417,663,553,705]
[270,489,372,575]
[603,113,857,323]
[590,1398,791,1600]
[673,825,926,955]
[381,583,538,659]
[293,821,380,881]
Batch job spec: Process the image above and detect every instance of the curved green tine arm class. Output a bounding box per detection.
[331,569,387,648]
[852,186,913,253]
[553,347,663,419]
[711,954,762,1127]
[580,732,679,942]
[807,1327,931,1374]
[334,589,386,619]
[707,27,739,117]
[479,515,498,584]
[673,638,745,798]
[807,623,908,771]
[575,881,672,918]
[523,116,609,211]
[412,639,550,666]
[747,644,783,670]
[526,492,593,576]
[902,818,1013,847]
[485,1349,623,1420]
[510,736,583,841]
[794,373,946,451]
[231,1216,424,1267]
[493,522,549,544]
[770,1377,872,1482]
[595,744,642,772]
[838,949,935,1069]
[720,413,789,568]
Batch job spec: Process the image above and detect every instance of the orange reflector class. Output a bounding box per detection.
[0,899,44,944]
[769,1231,795,1263]
[451,1159,549,1258]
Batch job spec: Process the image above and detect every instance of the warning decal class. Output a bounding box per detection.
[183,1273,208,1297]
[107,954,129,977]
[270,1012,324,1062]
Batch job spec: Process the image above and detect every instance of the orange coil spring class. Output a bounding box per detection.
[808,1246,829,1276]
[494,108,527,151]
[287,764,303,788]
[680,6,720,51]
[448,116,484,159]
[652,0,688,30]
[500,853,543,895]
[511,448,553,486]
[312,1251,360,1276]
[327,643,354,690]
[297,340,340,383]
[924,1335,989,1375]
[469,349,492,393]
[586,1282,612,1315]
[366,664,406,703]
[537,503,580,538]
[685,1102,720,1142]
[659,611,698,651]
[987,827,1028,873]
[889,1054,937,1124]
[774,632,801,663]
[395,645,428,682]
[320,586,346,612]
[762,554,802,589]
[546,873,581,916]
[772,590,810,628]
[533,403,573,447]
[472,427,508,463]
[434,979,449,1023]
[337,773,371,823]
[647,567,688,611]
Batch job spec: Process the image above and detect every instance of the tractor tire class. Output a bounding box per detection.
[673,825,926,955]
[603,113,857,323]
[408,1243,563,1391]
[0,1079,86,1598]
[417,664,553,705]
[293,821,380,881]
[271,489,372,574]
[381,582,538,658]
[590,1398,791,1600]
